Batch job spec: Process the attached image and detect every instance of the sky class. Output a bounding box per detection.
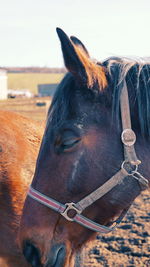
[0,0,150,67]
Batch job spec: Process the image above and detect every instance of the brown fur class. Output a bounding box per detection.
[74,44,107,89]
[0,111,43,267]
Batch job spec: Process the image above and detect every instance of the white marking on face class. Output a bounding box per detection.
[74,123,84,129]
[71,151,84,181]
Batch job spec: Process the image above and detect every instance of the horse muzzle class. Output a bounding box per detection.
[23,241,66,267]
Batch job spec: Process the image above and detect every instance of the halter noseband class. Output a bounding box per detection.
[28,81,148,234]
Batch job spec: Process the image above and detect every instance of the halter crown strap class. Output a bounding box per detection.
[120,82,141,165]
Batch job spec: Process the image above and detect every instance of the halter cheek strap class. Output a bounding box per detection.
[28,81,149,234]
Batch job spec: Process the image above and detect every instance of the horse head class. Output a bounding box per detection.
[19,28,150,267]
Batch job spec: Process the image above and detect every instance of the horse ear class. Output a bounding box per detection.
[70,36,90,57]
[56,27,87,84]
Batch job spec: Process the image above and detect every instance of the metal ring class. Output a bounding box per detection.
[121,160,138,176]
[61,202,81,222]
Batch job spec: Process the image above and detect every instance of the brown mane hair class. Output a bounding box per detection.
[74,44,107,89]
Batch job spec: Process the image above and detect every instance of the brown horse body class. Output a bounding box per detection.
[0,111,43,267]
[19,29,150,267]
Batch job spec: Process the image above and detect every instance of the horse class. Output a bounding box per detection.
[19,28,150,267]
[0,111,43,266]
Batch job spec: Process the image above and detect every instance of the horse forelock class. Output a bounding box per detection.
[73,44,107,90]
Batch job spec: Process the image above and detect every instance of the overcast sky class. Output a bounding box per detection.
[0,0,150,67]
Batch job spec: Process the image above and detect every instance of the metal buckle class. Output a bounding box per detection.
[121,129,136,146]
[61,202,82,222]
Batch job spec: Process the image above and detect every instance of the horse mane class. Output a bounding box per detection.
[48,56,150,137]
[103,57,150,137]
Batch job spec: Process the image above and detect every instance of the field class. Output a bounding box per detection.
[0,97,50,123]
[0,97,149,267]
[8,73,64,94]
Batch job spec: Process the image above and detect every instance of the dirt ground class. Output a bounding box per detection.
[0,98,149,267]
[82,189,150,267]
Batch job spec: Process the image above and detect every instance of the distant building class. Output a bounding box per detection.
[38,84,58,97]
[7,89,33,98]
[0,70,7,99]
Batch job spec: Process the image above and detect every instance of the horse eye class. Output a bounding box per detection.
[55,135,81,153]
[62,137,80,150]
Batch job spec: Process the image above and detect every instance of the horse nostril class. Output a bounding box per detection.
[23,241,42,267]
[46,244,66,267]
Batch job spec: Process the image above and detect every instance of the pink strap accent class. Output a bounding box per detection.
[28,187,117,234]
